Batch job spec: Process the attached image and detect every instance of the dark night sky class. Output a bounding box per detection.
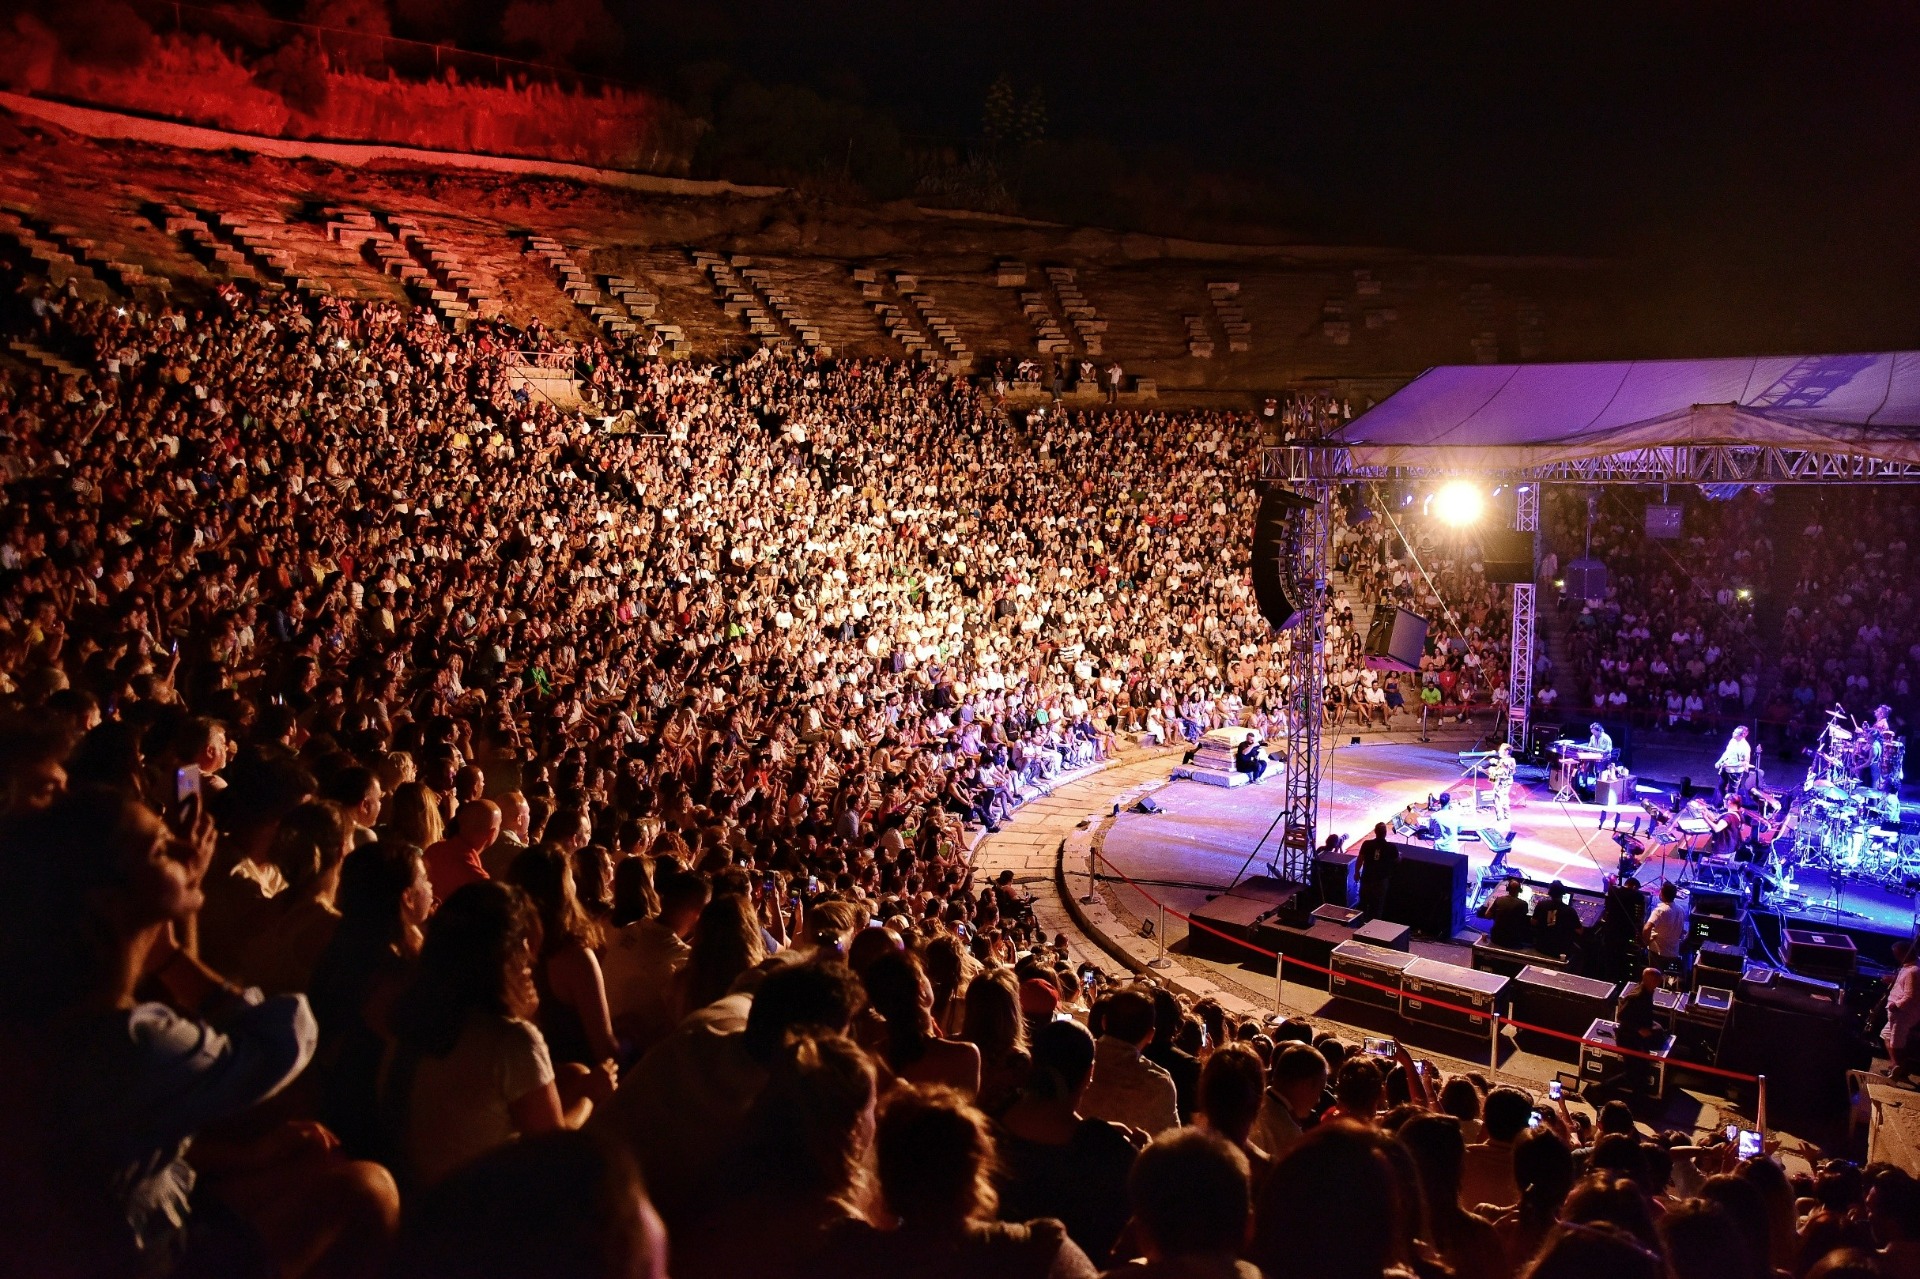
[619,0,1920,261]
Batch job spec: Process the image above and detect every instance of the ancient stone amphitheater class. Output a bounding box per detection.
[0,93,1622,404]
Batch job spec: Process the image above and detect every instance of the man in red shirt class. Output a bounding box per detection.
[424,798,501,903]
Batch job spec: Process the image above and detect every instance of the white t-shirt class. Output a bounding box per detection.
[401,1013,554,1185]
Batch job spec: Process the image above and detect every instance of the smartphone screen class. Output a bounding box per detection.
[1737,1130,1762,1159]
[1548,1080,1562,1102]
[1724,1123,1739,1143]
[174,764,203,804]
[1363,1036,1397,1058]
[1528,1110,1542,1129]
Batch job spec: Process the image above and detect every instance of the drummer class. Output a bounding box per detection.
[1871,704,1898,792]
[1714,725,1752,801]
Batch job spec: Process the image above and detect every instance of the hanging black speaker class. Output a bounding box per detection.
[1479,527,1535,585]
[1251,487,1318,630]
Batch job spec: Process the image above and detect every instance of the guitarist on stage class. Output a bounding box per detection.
[1488,742,1518,828]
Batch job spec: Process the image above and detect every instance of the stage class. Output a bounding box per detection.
[1099,738,1918,964]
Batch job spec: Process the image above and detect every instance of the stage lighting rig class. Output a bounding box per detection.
[1430,479,1485,527]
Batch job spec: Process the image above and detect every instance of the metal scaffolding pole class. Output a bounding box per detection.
[1507,484,1539,751]
[1277,484,1331,883]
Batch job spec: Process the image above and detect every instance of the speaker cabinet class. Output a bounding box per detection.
[1479,527,1535,585]
[1363,606,1428,672]
[1312,851,1358,909]
[1250,487,1319,630]
[1380,842,1468,937]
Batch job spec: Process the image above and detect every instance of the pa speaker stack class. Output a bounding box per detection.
[1250,487,1320,630]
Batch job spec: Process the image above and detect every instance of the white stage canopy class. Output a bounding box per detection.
[1329,352,1920,473]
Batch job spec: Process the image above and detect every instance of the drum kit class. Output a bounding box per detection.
[1784,707,1912,890]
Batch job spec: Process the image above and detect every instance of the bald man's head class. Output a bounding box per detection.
[500,790,531,840]
[454,799,502,849]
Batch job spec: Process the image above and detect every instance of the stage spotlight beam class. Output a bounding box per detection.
[1432,480,1484,527]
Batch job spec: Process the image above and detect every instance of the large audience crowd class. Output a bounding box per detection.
[1,275,1911,1279]
[1542,491,1772,737]
[1778,494,1920,738]
[1539,487,1916,755]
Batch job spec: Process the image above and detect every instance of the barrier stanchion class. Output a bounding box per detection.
[1080,833,1099,904]
[1490,1014,1500,1071]
[1275,951,1285,1014]
[1758,1074,1768,1148]
[1149,904,1171,970]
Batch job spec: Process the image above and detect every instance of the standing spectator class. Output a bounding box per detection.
[1886,941,1920,1084]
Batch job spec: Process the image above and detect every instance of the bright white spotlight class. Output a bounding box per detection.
[1431,480,1484,527]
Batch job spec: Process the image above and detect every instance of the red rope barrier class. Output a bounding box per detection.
[1087,847,1764,1085]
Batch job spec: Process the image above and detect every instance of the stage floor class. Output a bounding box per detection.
[1099,739,1919,948]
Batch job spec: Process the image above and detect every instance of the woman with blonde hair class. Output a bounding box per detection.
[385,780,443,850]
[959,967,1031,1114]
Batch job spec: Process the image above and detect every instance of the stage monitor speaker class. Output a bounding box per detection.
[1188,893,1284,962]
[1250,487,1319,630]
[1479,527,1535,585]
[1380,842,1468,937]
[1312,851,1358,910]
[1363,606,1428,672]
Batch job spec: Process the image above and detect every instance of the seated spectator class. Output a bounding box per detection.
[1249,1122,1411,1279]
[597,957,863,1228]
[1463,1086,1535,1211]
[1119,1127,1259,1279]
[389,1129,666,1279]
[1252,1041,1329,1161]
[509,846,619,1091]
[810,1084,1098,1278]
[1399,1113,1511,1279]
[601,866,708,1054]
[679,892,769,1019]
[0,787,395,1276]
[861,946,982,1094]
[996,1019,1140,1267]
[960,967,1033,1114]
[1520,1221,1661,1279]
[383,881,590,1187]
[1660,1199,1760,1279]
[308,839,433,1159]
[423,800,501,903]
[234,798,353,996]
[1438,1074,1486,1143]
[1323,1056,1386,1126]
[673,1032,877,1279]
[1079,989,1179,1135]
[1197,1042,1274,1184]
[1868,1171,1920,1279]
[1485,1126,1575,1269]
